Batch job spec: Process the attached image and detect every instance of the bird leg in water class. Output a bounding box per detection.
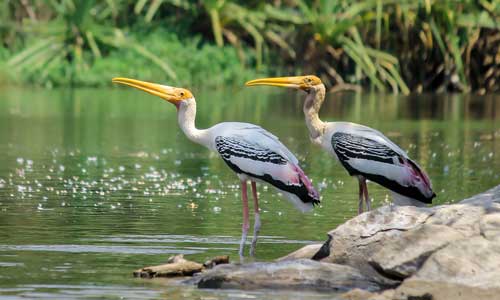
[239,180,250,257]
[358,177,364,214]
[250,181,261,257]
[357,176,372,213]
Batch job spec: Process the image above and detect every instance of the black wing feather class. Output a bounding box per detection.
[215,136,319,206]
[332,132,400,165]
[331,132,433,203]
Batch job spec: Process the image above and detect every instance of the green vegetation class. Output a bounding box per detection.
[1,0,499,93]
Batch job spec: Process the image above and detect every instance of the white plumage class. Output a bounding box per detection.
[177,102,320,256]
[246,75,435,214]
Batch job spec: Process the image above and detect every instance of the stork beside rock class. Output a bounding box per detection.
[246,75,436,213]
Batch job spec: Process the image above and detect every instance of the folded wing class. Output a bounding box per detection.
[332,131,435,203]
[214,126,319,212]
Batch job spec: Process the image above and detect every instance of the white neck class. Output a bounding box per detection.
[303,84,326,141]
[177,98,209,146]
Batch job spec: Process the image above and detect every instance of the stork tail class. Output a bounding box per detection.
[279,164,320,212]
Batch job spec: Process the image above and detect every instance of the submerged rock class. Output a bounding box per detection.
[190,259,381,292]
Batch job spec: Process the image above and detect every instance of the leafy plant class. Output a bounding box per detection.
[294,0,409,94]
[7,0,176,86]
[1,0,500,92]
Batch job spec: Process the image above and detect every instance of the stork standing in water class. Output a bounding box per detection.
[246,76,435,213]
[112,77,320,256]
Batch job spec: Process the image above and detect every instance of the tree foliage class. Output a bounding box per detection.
[1,0,499,92]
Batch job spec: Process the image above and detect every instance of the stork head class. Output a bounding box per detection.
[112,77,193,108]
[245,75,323,93]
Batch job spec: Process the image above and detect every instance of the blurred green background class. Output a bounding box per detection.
[1,0,500,93]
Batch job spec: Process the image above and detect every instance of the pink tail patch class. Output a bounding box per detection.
[402,158,433,195]
[291,164,320,200]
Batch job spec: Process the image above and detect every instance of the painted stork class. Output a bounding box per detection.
[112,77,320,256]
[245,76,435,214]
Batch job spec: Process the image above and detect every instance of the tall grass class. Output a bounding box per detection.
[1,0,499,93]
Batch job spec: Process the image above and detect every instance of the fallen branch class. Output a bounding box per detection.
[133,254,229,278]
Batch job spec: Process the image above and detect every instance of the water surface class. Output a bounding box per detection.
[0,86,498,299]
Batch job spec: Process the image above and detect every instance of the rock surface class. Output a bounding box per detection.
[368,224,464,279]
[173,185,500,300]
[189,259,381,292]
[277,243,323,261]
[396,236,500,292]
[479,211,500,241]
[320,205,434,281]
[387,236,500,300]
[289,185,500,299]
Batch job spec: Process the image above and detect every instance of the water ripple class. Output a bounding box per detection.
[87,234,318,245]
[0,244,201,255]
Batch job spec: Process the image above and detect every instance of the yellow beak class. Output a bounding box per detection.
[112,77,185,103]
[245,76,307,89]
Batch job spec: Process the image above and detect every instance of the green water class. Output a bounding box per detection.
[0,86,498,299]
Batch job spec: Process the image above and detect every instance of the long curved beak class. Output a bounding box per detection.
[245,76,306,89]
[112,77,182,103]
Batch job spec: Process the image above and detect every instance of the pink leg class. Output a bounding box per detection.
[239,180,250,257]
[357,177,364,214]
[362,178,371,211]
[250,181,261,257]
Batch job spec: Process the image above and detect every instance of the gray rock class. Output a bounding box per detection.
[341,289,377,300]
[190,259,381,292]
[460,184,500,206]
[426,203,485,236]
[479,212,500,241]
[341,288,394,300]
[320,205,433,279]
[393,281,500,300]
[369,224,464,279]
[180,185,500,298]
[394,236,500,300]
[332,205,434,239]
[277,243,323,261]
[412,236,500,288]
[317,186,500,276]
[306,185,500,299]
